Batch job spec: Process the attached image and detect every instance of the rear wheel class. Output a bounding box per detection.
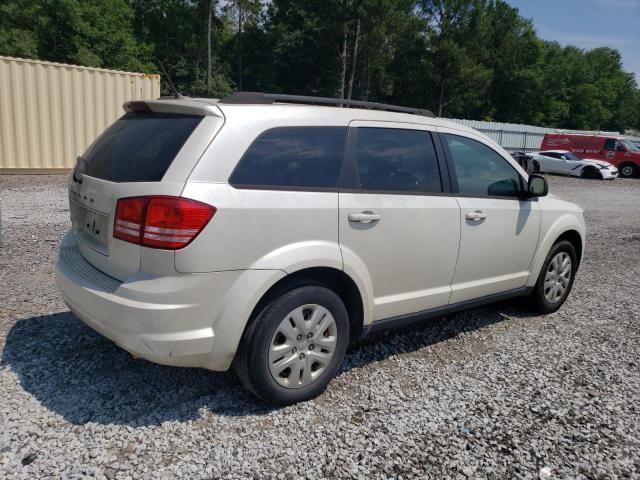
[532,160,540,173]
[580,166,601,179]
[234,285,349,404]
[530,240,577,314]
[619,162,637,178]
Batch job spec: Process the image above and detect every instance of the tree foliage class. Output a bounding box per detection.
[1,0,638,130]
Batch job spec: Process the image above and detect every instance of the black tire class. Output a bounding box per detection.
[619,162,637,178]
[233,285,349,404]
[532,160,540,173]
[530,240,577,314]
[580,166,601,179]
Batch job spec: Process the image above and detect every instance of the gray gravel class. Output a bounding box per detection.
[1,174,639,479]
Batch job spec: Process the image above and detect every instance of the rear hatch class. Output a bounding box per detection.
[69,100,224,281]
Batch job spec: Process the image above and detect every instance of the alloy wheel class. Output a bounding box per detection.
[543,252,572,304]
[268,304,338,388]
[620,165,635,177]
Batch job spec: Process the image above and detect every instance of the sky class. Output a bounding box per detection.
[507,0,640,82]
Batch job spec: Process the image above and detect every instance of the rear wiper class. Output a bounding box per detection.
[73,156,87,184]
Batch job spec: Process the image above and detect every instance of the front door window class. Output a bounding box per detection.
[443,134,522,197]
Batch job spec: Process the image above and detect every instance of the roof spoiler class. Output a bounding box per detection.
[123,99,222,116]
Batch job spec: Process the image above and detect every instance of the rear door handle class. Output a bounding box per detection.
[465,210,487,221]
[348,211,381,223]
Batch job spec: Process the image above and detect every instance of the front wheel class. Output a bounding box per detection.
[531,160,540,173]
[234,285,349,404]
[619,162,637,178]
[580,166,601,179]
[530,240,577,314]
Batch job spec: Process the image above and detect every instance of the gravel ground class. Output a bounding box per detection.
[0,174,639,479]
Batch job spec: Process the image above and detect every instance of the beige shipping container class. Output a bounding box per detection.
[0,56,160,172]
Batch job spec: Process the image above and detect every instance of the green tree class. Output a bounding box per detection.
[256,0,344,95]
[222,0,262,90]
[416,0,492,117]
[0,0,638,130]
[0,1,42,58]
[130,0,233,96]
[1,0,149,72]
[480,0,541,123]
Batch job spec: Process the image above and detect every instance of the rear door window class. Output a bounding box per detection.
[353,128,442,193]
[230,127,347,189]
[81,112,203,182]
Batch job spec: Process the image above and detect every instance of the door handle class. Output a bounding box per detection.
[348,211,381,223]
[465,210,487,221]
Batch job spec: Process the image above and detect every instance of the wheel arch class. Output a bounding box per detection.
[526,213,586,288]
[244,267,366,345]
[580,165,600,178]
[555,229,583,269]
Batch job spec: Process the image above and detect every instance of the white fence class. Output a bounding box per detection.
[446,118,620,152]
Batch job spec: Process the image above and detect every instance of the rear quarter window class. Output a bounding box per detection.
[81,112,203,182]
[229,127,347,189]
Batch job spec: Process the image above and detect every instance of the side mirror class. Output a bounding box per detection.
[527,174,548,198]
[617,145,626,152]
[560,155,567,160]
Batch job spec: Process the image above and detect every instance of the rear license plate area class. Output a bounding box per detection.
[70,199,109,254]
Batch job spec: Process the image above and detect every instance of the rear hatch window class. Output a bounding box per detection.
[80,112,203,182]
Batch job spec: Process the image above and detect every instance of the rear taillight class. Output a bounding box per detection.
[114,196,215,249]
[114,197,147,244]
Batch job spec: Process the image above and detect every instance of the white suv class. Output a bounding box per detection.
[56,93,585,404]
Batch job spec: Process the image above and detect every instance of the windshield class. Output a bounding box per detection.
[621,139,640,152]
[544,151,580,160]
[560,152,581,160]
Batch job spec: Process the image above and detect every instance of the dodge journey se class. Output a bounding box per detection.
[56,92,585,404]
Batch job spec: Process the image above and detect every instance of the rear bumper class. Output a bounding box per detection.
[55,232,283,370]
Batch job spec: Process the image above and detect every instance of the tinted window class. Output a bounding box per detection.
[444,134,521,197]
[603,139,617,151]
[542,152,559,159]
[563,152,580,160]
[623,140,640,152]
[354,128,442,193]
[82,112,202,182]
[230,127,347,188]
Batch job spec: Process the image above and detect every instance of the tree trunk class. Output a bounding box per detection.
[339,0,348,100]
[206,0,213,92]
[438,81,445,117]
[346,17,360,100]
[339,25,348,99]
[237,7,244,90]
[364,43,370,101]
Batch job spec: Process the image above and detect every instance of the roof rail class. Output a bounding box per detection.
[219,91,436,118]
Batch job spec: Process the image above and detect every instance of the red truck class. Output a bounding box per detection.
[541,133,640,178]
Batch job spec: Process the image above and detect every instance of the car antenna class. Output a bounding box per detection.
[157,60,183,99]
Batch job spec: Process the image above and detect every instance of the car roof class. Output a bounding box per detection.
[216,103,466,129]
[126,96,475,134]
[548,132,623,139]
